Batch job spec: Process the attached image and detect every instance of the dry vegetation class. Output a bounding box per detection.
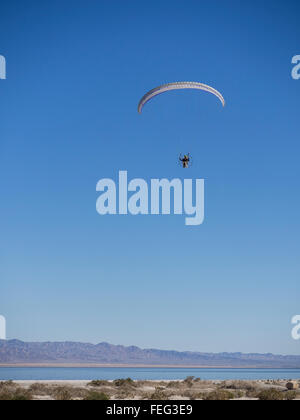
[0,377,299,400]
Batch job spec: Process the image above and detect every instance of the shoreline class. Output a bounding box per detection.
[0,364,299,369]
[8,379,294,384]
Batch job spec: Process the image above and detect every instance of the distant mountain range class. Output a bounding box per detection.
[0,340,300,368]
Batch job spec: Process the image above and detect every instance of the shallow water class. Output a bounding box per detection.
[0,367,300,381]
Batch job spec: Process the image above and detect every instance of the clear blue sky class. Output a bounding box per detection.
[1,0,300,354]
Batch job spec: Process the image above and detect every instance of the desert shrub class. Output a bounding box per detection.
[29,383,51,396]
[183,376,195,388]
[194,393,205,400]
[284,390,298,400]
[52,385,88,400]
[233,390,244,399]
[0,387,32,401]
[234,381,257,391]
[0,380,16,387]
[112,378,136,398]
[11,389,33,401]
[182,390,198,400]
[113,378,135,387]
[218,381,228,389]
[52,386,73,401]
[115,389,136,399]
[135,380,149,387]
[87,380,109,387]
[84,391,110,400]
[256,389,284,401]
[0,380,18,393]
[167,381,181,388]
[158,382,171,389]
[183,376,194,383]
[219,380,256,392]
[151,387,168,400]
[245,389,260,398]
[203,390,235,400]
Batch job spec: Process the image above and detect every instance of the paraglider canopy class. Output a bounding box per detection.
[138,81,225,113]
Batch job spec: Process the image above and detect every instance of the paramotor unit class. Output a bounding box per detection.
[179,153,192,169]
